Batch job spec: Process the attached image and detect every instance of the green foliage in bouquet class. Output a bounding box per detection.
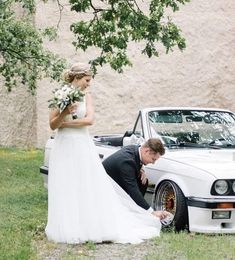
[48,85,85,112]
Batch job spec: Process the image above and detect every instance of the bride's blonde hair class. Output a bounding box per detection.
[63,62,92,83]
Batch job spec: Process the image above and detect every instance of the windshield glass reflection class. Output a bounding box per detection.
[148,110,235,148]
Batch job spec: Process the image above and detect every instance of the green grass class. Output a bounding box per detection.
[0,147,235,260]
[150,232,235,260]
[0,147,47,260]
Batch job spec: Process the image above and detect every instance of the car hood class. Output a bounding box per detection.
[164,149,235,179]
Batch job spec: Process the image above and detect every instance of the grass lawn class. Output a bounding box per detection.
[0,147,234,259]
[0,147,47,259]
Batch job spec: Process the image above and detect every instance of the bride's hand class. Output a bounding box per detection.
[67,103,78,115]
[57,120,66,128]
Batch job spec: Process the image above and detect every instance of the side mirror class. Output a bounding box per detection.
[123,130,133,138]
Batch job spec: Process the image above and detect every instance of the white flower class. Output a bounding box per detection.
[48,85,85,113]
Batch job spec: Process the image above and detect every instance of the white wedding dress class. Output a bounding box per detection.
[45,98,161,244]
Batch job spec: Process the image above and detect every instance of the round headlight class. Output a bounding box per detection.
[232,181,235,193]
[214,180,228,195]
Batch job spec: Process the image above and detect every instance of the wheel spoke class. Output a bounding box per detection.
[161,184,176,214]
[154,180,188,231]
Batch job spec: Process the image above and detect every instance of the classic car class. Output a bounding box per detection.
[40,107,235,233]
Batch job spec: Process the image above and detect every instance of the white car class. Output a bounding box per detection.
[40,107,235,233]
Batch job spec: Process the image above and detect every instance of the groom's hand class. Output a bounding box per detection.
[151,210,169,220]
[139,169,148,185]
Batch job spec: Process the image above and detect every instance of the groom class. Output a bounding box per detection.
[102,138,167,219]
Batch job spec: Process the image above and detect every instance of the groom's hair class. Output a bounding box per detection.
[142,138,165,156]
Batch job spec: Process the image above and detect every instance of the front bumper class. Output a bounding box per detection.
[187,197,235,233]
[39,166,48,188]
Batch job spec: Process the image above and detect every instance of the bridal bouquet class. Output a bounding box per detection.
[48,85,85,119]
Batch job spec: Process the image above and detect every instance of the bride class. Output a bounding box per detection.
[45,62,168,244]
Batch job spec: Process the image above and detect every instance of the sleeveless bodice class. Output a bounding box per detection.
[57,99,87,135]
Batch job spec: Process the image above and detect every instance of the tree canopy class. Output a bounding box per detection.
[0,0,66,94]
[70,0,190,74]
[0,0,190,93]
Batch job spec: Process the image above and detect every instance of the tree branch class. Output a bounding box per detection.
[125,0,142,14]
[56,0,64,28]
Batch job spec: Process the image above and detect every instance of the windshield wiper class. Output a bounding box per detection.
[208,138,235,148]
[165,142,221,149]
[207,144,235,148]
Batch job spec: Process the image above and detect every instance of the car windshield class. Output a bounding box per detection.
[148,110,235,149]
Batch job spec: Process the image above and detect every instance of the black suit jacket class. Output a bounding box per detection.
[102,145,150,210]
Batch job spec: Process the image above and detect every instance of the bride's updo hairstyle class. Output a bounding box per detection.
[63,62,92,83]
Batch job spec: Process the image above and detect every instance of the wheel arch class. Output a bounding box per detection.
[154,174,190,198]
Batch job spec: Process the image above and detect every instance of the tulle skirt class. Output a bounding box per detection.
[45,127,161,244]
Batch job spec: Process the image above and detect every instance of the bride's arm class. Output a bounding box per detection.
[60,93,94,128]
[49,108,70,130]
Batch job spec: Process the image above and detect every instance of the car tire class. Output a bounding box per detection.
[153,180,188,232]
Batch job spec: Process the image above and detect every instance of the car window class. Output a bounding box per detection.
[148,110,235,148]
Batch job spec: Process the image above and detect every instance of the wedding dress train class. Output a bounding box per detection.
[45,99,161,244]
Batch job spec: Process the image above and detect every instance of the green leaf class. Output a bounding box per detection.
[69,0,190,75]
[0,0,67,94]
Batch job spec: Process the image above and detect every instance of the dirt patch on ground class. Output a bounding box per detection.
[34,238,160,259]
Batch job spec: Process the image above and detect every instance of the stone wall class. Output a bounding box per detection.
[0,4,37,148]
[1,0,235,148]
[0,84,37,147]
